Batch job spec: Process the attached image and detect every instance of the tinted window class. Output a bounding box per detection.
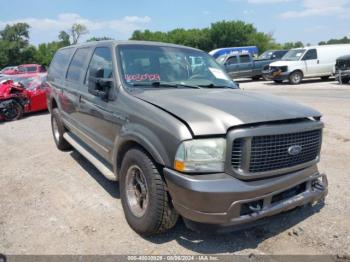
[302,49,317,60]
[227,56,238,65]
[49,48,74,79]
[239,55,251,63]
[67,48,91,82]
[26,66,37,72]
[85,47,113,85]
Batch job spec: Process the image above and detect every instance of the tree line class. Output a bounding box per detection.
[0,20,348,69]
[130,20,305,53]
[0,23,95,68]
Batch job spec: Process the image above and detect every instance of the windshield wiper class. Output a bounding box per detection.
[198,83,234,89]
[131,81,200,89]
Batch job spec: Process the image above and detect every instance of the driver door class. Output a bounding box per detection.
[76,46,121,161]
[302,49,320,77]
[225,55,239,79]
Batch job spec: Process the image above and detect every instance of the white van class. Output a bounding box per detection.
[268,44,350,84]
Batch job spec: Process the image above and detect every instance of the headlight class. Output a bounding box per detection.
[174,138,226,173]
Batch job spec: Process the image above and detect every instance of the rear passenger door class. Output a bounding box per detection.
[76,46,119,160]
[63,47,92,126]
[238,54,253,77]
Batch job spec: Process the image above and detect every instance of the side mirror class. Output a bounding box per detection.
[88,68,113,101]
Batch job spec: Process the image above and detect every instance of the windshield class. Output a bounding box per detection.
[117,45,238,89]
[282,49,306,61]
[258,51,273,60]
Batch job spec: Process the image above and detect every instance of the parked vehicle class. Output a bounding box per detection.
[217,50,288,80]
[0,74,48,121]
[17,64,46,75]
[334,55,350,84]
[0,66,18,76]
[209,46,259,59]
[47,41,328,236]
[266,44,350,84]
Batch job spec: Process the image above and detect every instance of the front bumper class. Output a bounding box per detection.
[164,165,327,228]
[335,69,350,79]
[263,69,290,81]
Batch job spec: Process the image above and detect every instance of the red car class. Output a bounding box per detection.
[17,64,46,75]
[0,74,48,121]
[0,66,19,75]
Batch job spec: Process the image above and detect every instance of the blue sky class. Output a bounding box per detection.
[0,0,349,46]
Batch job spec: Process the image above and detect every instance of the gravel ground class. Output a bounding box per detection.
[0,79,349,255]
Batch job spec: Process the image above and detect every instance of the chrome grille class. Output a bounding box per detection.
[231,139,243,169]
[231,129,322,174]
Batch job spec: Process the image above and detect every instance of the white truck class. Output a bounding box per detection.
[266,44,350,84]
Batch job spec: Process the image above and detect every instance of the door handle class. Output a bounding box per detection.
[79,95,85,104]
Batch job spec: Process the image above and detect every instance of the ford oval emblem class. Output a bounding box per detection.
[288,145,302,156]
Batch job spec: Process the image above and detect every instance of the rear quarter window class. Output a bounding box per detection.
[66,47,91,82]
[48,48,74,79]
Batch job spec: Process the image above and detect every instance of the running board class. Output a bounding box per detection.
[63,132,117,181]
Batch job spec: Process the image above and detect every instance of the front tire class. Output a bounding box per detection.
[51,108,72,151]
[337,76,350,84]
[120,148,178,236]
[3,100,23,121]
[289,71,303,85]
[262,74,270,81]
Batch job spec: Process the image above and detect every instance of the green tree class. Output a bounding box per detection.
[319,36,350,45]
[0,23,30,46]
[58,31,71,45]
[282,41,304,49]
[21,45,38,64]
[209,20,255,49]
[130,20,279,53]
[70,23,89,44]
[0,23,31,67]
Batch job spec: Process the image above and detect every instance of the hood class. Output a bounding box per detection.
[337,55,350,61]
[133,88,321,136]
[270,60,300,67]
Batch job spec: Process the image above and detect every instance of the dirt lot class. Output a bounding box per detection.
[0,79,350,255]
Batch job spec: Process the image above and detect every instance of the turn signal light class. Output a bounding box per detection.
[174,160,185,172]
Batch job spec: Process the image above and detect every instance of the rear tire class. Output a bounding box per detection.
[289,71,303,85]
[51,108,72,151]
[120,148,178,236]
